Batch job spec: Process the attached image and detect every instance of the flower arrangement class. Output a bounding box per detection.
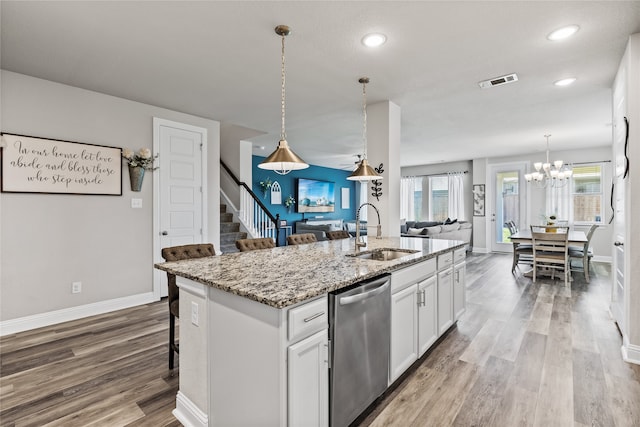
[259,177,272,196]
[284,195,296,208]
[122,148,158,170]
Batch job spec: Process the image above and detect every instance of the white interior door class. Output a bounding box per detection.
[153,118,207,298]
[611,62,626,331]
[489,163,527,253]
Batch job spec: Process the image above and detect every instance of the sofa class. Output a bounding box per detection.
[294,219,344,241]
[401,220,472,248]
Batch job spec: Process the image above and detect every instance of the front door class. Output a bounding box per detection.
[153,118,207,298]
[489,163,527,252]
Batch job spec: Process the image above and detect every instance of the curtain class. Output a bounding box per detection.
[400,177,416,221]
[546,181,571,224]
[359,181,368,221]
[448,172,465,220]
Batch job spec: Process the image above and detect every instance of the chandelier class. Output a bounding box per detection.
[347,77,382,181]
[524,134,572,188]
[258,25,309,175]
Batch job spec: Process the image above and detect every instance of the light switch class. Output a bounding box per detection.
[131,198,142,208]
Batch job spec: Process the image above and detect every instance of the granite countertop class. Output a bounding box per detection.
[154,236,465,309]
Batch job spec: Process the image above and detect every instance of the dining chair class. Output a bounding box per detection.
[569,224,598,283]
[506,221,533,274]
[287,233,318,245]
[530,226,571,286]
[161,243,216,369]
[326,230,351,240]
[235,237,276,252]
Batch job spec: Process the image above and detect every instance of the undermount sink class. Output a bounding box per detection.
[347,248,420,261]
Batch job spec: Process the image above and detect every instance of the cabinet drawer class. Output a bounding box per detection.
[391,258,436,293]
[288,296,328,342]
[437,251,453,270]
[454,248,466,264]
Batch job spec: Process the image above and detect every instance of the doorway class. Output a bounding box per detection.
[153,118,208,298]
[489,163,527,253]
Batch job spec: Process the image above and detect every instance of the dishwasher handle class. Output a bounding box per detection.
[339,280,390,305]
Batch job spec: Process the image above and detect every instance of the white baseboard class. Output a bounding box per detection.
[173,391,208,427]
[593,255,612,263]
[0,292,157,336]
[622,336,640,365]
[472,247,490,254]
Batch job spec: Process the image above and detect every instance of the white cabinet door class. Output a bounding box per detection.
[438,268,454,335]
[454,261,466,320]
[288,329,328,427]
[418,275,438,357]
[390,284,418,383]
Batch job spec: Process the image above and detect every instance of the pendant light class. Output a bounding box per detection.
[258,25,309,175]
[348,77,382,181]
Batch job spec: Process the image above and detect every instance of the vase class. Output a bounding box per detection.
[128,165,145,192]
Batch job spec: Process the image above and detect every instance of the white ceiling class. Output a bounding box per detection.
[2,1,640,170]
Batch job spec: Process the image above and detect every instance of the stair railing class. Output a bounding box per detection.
[221,161,281,246]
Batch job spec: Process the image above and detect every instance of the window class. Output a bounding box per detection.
[429,176,449,222]
[572,164,603,223]
[400,174,464,221]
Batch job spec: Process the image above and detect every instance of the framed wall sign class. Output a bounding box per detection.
[473,184,485,216]
[1,133,122,195]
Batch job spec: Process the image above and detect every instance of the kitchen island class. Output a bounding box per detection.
[155,236,466,427]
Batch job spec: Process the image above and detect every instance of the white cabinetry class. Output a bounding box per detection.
[287,297,328,427]
[288,329,328,427]
[437,252,454,335]
[453,248,466,320]
[390,284,419,382]
[390,258,436,383]
[417,275,438,356]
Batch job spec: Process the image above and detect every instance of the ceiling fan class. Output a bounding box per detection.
[338,154,363,171]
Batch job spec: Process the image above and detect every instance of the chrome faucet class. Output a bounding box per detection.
[355,202,382,253]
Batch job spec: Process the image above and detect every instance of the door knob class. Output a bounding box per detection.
[161,231,169,236]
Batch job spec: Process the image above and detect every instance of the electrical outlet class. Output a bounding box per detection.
[131,198,142,208]
[191,302,199,326]
[72,281,82,294]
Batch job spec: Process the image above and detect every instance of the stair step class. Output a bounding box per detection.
[220,204,227,213]
[220,231,247,245]
[220,222,240,233]
[220,212,233,223]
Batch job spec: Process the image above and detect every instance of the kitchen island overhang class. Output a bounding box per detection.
[154,236,466,427]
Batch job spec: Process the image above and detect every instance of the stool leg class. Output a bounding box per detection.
[169,314,176,370]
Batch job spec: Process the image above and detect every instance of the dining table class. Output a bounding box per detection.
[510,229,588,245]
[509,229,588,278]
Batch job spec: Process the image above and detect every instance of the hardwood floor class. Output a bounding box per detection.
[358,253,640,427]
[1,253,638,426]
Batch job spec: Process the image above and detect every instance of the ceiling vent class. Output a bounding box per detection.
[478,73,519,89]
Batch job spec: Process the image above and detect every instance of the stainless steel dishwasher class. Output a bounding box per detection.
[329,274,391,427]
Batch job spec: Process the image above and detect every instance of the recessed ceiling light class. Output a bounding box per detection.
[547,25,580,41]
[362,33,387,48]
[554,77,577,86]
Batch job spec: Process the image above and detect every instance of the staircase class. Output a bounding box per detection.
[219,204,246,253]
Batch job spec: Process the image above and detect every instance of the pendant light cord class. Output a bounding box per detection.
[362,79,368,159]
[280,33,287,141]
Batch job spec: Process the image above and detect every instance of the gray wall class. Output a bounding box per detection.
[476,146,613,259]
[1,71,220,322]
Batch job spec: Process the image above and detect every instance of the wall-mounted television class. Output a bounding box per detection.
[297,178,335,213]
